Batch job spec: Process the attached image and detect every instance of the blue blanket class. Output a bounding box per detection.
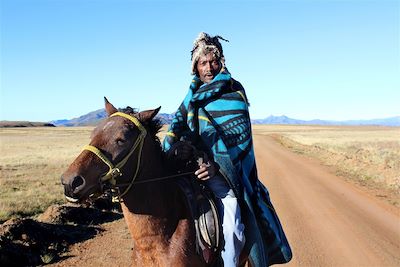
[163,68,292,266]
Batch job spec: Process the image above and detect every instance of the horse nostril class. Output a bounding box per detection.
[71,175,85,191]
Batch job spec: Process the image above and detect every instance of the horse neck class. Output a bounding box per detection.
[120,134,189,239]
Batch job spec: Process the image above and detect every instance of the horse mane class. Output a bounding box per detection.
[119,106,164,147]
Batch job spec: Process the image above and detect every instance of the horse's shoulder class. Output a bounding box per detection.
[174,178,222,265]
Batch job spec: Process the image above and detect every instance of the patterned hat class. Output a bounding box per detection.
[191,32,229,75]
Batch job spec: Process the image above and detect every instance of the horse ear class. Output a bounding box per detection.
[104,97,118,116]
[138,106,161,122]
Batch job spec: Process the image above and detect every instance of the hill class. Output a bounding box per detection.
[0,121,55,128]
[252,115,400,127]
[51,109,174,126]
[51,109,107,126]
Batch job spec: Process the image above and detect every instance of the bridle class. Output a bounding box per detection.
[83,112,147,198]
[82,112,193,200]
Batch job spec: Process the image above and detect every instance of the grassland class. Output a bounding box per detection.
[0,127,93,223]
[1,125,399,223]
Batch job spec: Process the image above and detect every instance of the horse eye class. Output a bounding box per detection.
[116,138,125,146]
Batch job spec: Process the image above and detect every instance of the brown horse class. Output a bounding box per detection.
[61,99,209,266]
[61,98,249,267]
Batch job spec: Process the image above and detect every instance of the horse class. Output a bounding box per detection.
[61,98,250,267]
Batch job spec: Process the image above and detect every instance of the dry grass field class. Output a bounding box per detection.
[0,127,93,223]
[1,125,399,223]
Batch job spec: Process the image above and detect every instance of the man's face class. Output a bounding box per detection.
[196,53,222,84]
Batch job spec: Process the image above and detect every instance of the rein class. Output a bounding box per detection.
[118,171,194,186]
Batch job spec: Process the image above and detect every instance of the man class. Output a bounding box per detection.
[163,32,292,266]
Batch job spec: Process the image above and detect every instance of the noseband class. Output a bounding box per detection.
[83,112,147,198]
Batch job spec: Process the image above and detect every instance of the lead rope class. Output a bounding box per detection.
[117,171,195,186]
[117,136,145,199]
[111,170,196,203]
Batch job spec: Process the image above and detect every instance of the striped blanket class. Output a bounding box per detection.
[163,68,292,266]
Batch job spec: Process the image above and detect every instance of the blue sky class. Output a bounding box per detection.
[1,0,399,121]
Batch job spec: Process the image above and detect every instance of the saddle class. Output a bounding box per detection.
[167,141,223,264]
[176,177,222,265]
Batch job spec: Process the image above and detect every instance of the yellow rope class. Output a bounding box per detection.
[118,137,144,198]
[110,112,147,135]
[82,112,147,198]
[83,145,114,172]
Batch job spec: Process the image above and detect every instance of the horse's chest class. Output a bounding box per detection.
[130,219,201,267]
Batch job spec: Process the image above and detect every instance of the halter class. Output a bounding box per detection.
[83,112,147,198]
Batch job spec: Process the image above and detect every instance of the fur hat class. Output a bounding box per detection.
[191,32,229,75]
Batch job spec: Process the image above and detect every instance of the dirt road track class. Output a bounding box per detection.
[254,135,400,266]
[51,135,400,267]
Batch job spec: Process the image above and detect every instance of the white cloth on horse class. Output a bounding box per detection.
[206,175,246,267]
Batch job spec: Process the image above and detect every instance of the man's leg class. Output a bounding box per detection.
[206,176,245,267]
[220,193,246,267]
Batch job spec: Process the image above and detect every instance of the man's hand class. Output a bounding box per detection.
[194,157,217,181]
[166,141,218,180]
[167,141,195,162]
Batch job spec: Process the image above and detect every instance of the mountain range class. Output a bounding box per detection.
[51,109,400,127]
[51,109,175,127]
[252,115,400,126]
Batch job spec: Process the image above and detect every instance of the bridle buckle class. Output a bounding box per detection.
[110,168,122,178]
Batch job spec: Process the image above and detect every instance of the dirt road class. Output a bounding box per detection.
[51,135,400,267]
[254,135,399,266]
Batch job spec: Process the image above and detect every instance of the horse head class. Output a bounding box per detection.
[61,97,160,203]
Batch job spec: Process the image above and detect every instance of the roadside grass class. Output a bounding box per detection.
[252,125,400,206]
[0,127,93,223]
